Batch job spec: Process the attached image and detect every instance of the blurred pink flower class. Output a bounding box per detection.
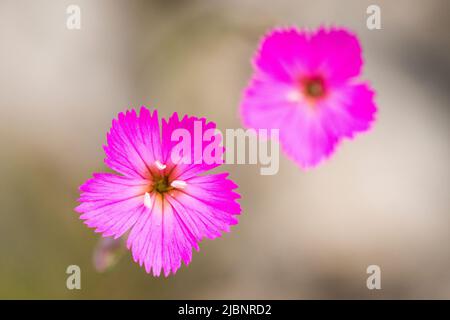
[76,107,241,276]
[240,27,377,168]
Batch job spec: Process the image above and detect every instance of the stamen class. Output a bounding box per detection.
[155,160,166,170]
[144,192,152,208]
[170,180,187,189]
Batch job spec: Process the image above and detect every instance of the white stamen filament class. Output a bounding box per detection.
[144,192,152,208]
[155,160,166,170]
[170,180,187,189]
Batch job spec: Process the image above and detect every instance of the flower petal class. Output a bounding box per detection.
[183,173,241,216]
[104,108,162,179]
[310,28,363,83]
[319,83,377,138]
[75,173,148,239]
[254,28,310,82]
[277,105,339,168]
[169,173,241,237]
[240,75,296,131]
[126,193,196,276]
[161,113,224,181]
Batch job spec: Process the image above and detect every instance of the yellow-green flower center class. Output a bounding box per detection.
[154,175,172,193]
[303,77,326,98]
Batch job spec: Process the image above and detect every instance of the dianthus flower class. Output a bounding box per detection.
[76,108,241,276]
[241,27,377,168]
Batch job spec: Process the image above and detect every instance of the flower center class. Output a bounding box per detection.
[302,76,326,99]
[154,175,172,194]
[148,161,187,197]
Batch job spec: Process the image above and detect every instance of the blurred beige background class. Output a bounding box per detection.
[0,0,449,299]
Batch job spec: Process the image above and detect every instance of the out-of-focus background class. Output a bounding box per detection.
[0,0,449,299]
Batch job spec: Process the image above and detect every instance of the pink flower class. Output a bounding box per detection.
[240,27,377,168]
[75,107,241,276]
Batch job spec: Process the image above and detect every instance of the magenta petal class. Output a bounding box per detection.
[168,173,241,240]
[126,194,196,277]
[240,75,295,131]
[162,113,224,180]
[310,27,363,84]
[255,28,310,82]
[168,193,235,239]
[75,173,147,239]
[104,108,161,179]
[278,107,339,168]
[319,83,377,138]
[183,173,241,216]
